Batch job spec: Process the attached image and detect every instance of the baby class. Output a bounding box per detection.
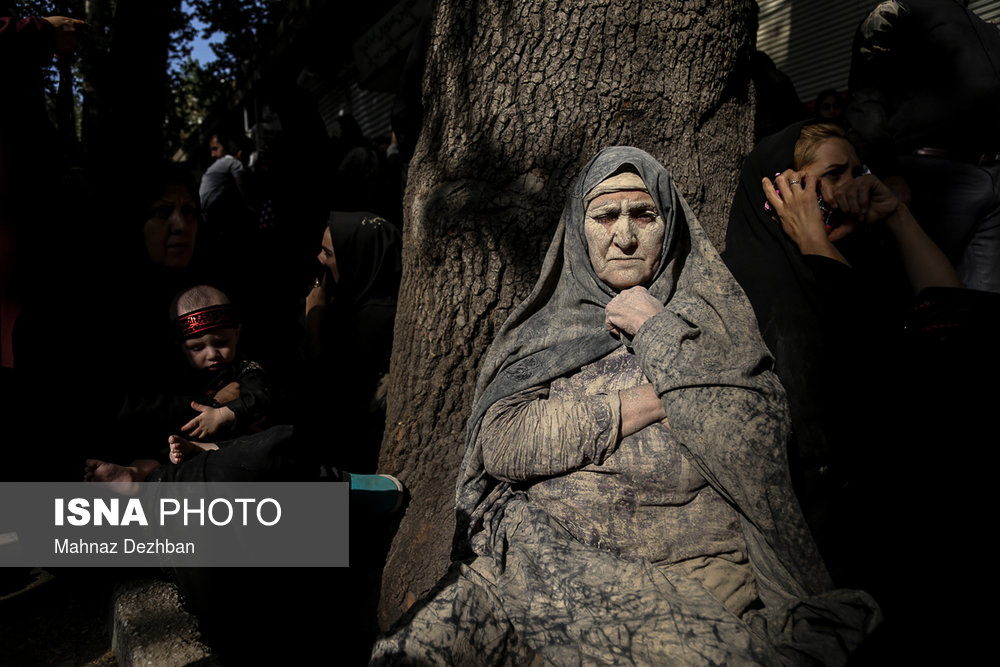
[85,285,272,482]
[167,284,271,462]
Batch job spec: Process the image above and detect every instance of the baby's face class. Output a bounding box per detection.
[182,327,239,371]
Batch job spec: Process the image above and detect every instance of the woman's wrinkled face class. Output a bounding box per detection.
[144,182,198,271]
[584,188,664,290]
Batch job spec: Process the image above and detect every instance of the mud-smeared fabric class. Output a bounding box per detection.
[371,147,880,666]
[481,347,757,617]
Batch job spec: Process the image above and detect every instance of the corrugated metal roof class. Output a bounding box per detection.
[315,83,395,141]
[348,84,395,140]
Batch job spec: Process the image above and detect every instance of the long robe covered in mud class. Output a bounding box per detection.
[371,147,880,666]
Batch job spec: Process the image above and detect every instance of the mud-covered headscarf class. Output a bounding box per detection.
[465,148,681,424]
[451,147,847,602]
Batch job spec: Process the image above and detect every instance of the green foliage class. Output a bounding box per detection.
[167,0,281,157]
[187,0,279,82]
[15,0,281,159]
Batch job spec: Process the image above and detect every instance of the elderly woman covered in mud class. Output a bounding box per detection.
[371,147,880,666]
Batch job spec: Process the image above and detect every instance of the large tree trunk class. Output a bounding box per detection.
[377,0,757,629]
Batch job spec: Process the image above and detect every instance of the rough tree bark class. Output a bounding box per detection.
[377,0,757,629]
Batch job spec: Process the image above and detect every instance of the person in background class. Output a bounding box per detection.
[725,119,998,662]
[812,88,845,123]
[301,211,402,473]
[847,0,1000,292]
[1,10,90,369]
[199,131,252,215]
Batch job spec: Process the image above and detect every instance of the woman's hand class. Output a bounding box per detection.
[605,286,663,337]
[763,171,830,245]
[43,16,92,57]
[305,276,329,315]
[762,170,848,264]
[620,384,668,437]
[822,173,900,234]
[302,276,330,360]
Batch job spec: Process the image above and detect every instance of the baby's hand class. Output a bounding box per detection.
[181,402,235,439]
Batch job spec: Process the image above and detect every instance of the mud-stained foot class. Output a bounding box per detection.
[84,459,139,483]
[84,459,144,495]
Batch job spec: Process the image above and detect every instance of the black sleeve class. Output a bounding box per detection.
[220,360,272,432]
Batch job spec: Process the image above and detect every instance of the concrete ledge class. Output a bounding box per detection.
[111,578,219,667]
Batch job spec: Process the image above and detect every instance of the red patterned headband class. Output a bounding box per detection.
[176,305,239,339]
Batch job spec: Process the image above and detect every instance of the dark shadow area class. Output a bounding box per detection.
[0,567,125,666]
[171,494,407,665]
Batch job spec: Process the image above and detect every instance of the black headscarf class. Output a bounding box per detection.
[326,211,402,310]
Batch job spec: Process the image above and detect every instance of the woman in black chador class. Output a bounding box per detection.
[723,120,999,659]
[299,211,402,472]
